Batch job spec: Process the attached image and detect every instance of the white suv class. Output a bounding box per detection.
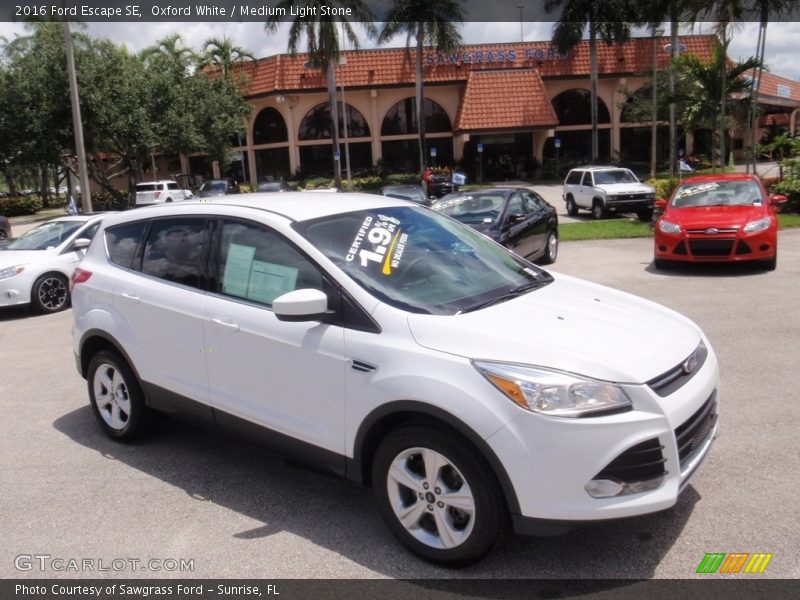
[563,166,655,221]
[134,180,193,206]
[71,193,718,566]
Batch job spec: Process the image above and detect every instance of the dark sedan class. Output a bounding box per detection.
[431,188,558,264]
[380,184,430,206]
[197,178,241,198]
[0,214,10,242]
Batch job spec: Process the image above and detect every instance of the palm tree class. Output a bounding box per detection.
[266,2,374,188]
[139,33,196,76]
[544,0,638,162]
[674,41,760,170]
[378,0,464,175]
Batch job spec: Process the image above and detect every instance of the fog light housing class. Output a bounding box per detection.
[585,479,624,498]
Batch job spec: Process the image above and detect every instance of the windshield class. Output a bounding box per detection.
[294,206,552,315]
[7,220,84,251]
[672,180,763,208]
[593,170,638,185]
[201,182,227,193]
[432,192,506,225]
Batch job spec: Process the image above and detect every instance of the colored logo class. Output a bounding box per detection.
[696,552,773,574]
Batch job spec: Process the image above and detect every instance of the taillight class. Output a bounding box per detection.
[70,268,92,291]
[155,191,161,199]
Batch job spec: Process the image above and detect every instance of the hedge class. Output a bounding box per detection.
[0,195,44,216]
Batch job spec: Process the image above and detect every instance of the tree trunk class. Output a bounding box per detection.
[326,59,342,189]
[416,25,427,175]
[589,20,599,163]
[719,30,727,173]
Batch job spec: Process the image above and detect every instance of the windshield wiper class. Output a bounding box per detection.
[457,280,547,314]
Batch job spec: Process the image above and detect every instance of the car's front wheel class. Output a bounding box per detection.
[540,230,558,265]
[565,196,578,216]
[372,425,506,566]
[31,273,69,313]
[592,200,607,220]
[87,351,152,442]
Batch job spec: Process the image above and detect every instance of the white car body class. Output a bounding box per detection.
[134,180,193,206]
[71,194,718,564]
[563,166,656,218]
[0,214,107,312]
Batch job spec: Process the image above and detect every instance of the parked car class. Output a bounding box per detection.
[135,180,193,206]
[256,180,290,193]
[380,184,430,206]
[425,172,458,199]
[654,173,786,271]
[198,178,241,198]
[72,193,718,566]
[0,214,107,313]
[0,214,11,241]
[432,188,558,264]
[563,166,655,221]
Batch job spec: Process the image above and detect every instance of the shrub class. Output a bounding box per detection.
[350,175,382,191]
[0,195,44,216]
[647,177,680,200]
[385,173,420,185]
[90,191,130,212]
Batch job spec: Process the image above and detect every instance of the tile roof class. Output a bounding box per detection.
[744,69,800,106]
[238,35,720,98]
[454,69,558,132]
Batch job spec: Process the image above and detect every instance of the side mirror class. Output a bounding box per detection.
[654,198,667,209]
[72,238,91,251]
[273,288,329,322]
[507,213,526,224]
[769,194,787,205]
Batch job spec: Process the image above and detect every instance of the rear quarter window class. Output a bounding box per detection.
[167,183,181,191]
[136,184,157,193]
[565,171,582,185]
[106,221,148,269]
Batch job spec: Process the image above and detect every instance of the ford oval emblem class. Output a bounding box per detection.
[705,227,719,235]
[682,353,698,375]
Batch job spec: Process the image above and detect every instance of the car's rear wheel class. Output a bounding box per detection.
[565,196,578,216]
[540,230,558,265]
[372,425,506,566]
[592,200,607,220]
[637,209,654,222]
[31,273,69,313]
[88,350,152,442]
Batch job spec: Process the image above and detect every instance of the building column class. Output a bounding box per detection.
[370,90,381,165]
[453,133,468,162]
[245,116,257,187]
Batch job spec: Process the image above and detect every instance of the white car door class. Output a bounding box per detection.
[203,218,348,456]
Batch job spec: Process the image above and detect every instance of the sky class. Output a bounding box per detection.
[1,20,799,81]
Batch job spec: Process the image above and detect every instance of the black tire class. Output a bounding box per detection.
[372,424,507,567]
[592,200,607,220]
[762,256,777,271]
[539,230,558,265]
[654,258,671,270]
[87,350,152,442]
[565,196,578,216]
[637,209,654,222]
[0,229,7,241]
[165,197,173,203]
[30,273,70,313]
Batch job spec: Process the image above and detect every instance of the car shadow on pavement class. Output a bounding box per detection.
[54,405,700,582]
[645,261,776,278]
[0,305,38,321]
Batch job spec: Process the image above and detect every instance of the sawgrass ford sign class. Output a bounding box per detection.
[426,45,570,66]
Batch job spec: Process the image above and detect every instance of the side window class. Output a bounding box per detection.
[76,222,101,242]
[106,221,148,269]
[217,220,324,306]
[141,218,209,289]
[566,171,582,185]
[506,194,525,218]
[167,183,181,191]
[522,192,542,213]
[581,172,593,186]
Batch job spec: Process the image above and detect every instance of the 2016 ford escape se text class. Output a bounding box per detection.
[71,193,719,566]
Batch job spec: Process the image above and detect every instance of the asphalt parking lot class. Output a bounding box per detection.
[1,230,798,581]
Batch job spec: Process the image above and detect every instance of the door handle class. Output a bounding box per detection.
[119,291,140,303]
[211,318,240,332]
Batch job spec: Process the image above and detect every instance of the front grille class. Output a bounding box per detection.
[593,438,666,483]
[674,391,718,470]
[686,227,739,234]
[688,238,735,256]
[647,342,708,397]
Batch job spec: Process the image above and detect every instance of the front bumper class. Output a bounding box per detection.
[487,345,719,527]
[655,227,777,263]
[606,199,654,212]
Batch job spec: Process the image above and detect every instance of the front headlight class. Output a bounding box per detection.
[743,217,771,233]
[658,219,681,234]
[473,361,632,418]
[0,265,25,280]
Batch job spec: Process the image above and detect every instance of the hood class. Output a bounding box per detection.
[597,183,654,195]
[666,204,763,229]
[407,273,701,383]
[0,249,49,266]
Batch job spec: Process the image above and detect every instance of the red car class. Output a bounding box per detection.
[654,174,786,270]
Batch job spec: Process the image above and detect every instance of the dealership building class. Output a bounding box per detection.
[173,34,800,184]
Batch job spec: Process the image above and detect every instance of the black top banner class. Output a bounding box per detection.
[3,0,800,23]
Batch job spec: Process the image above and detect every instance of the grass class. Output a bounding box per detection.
[778,213,800,229]
[560,219,654,241]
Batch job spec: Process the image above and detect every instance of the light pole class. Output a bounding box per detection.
[339,22,352,191]
[63,21,92,212]
[517,3,524,43]
[650,27,664,179]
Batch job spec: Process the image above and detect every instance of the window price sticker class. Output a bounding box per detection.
[345,214,407,275]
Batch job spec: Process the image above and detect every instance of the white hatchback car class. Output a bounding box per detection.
[0,214,106,313]
[71,194,719,566]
